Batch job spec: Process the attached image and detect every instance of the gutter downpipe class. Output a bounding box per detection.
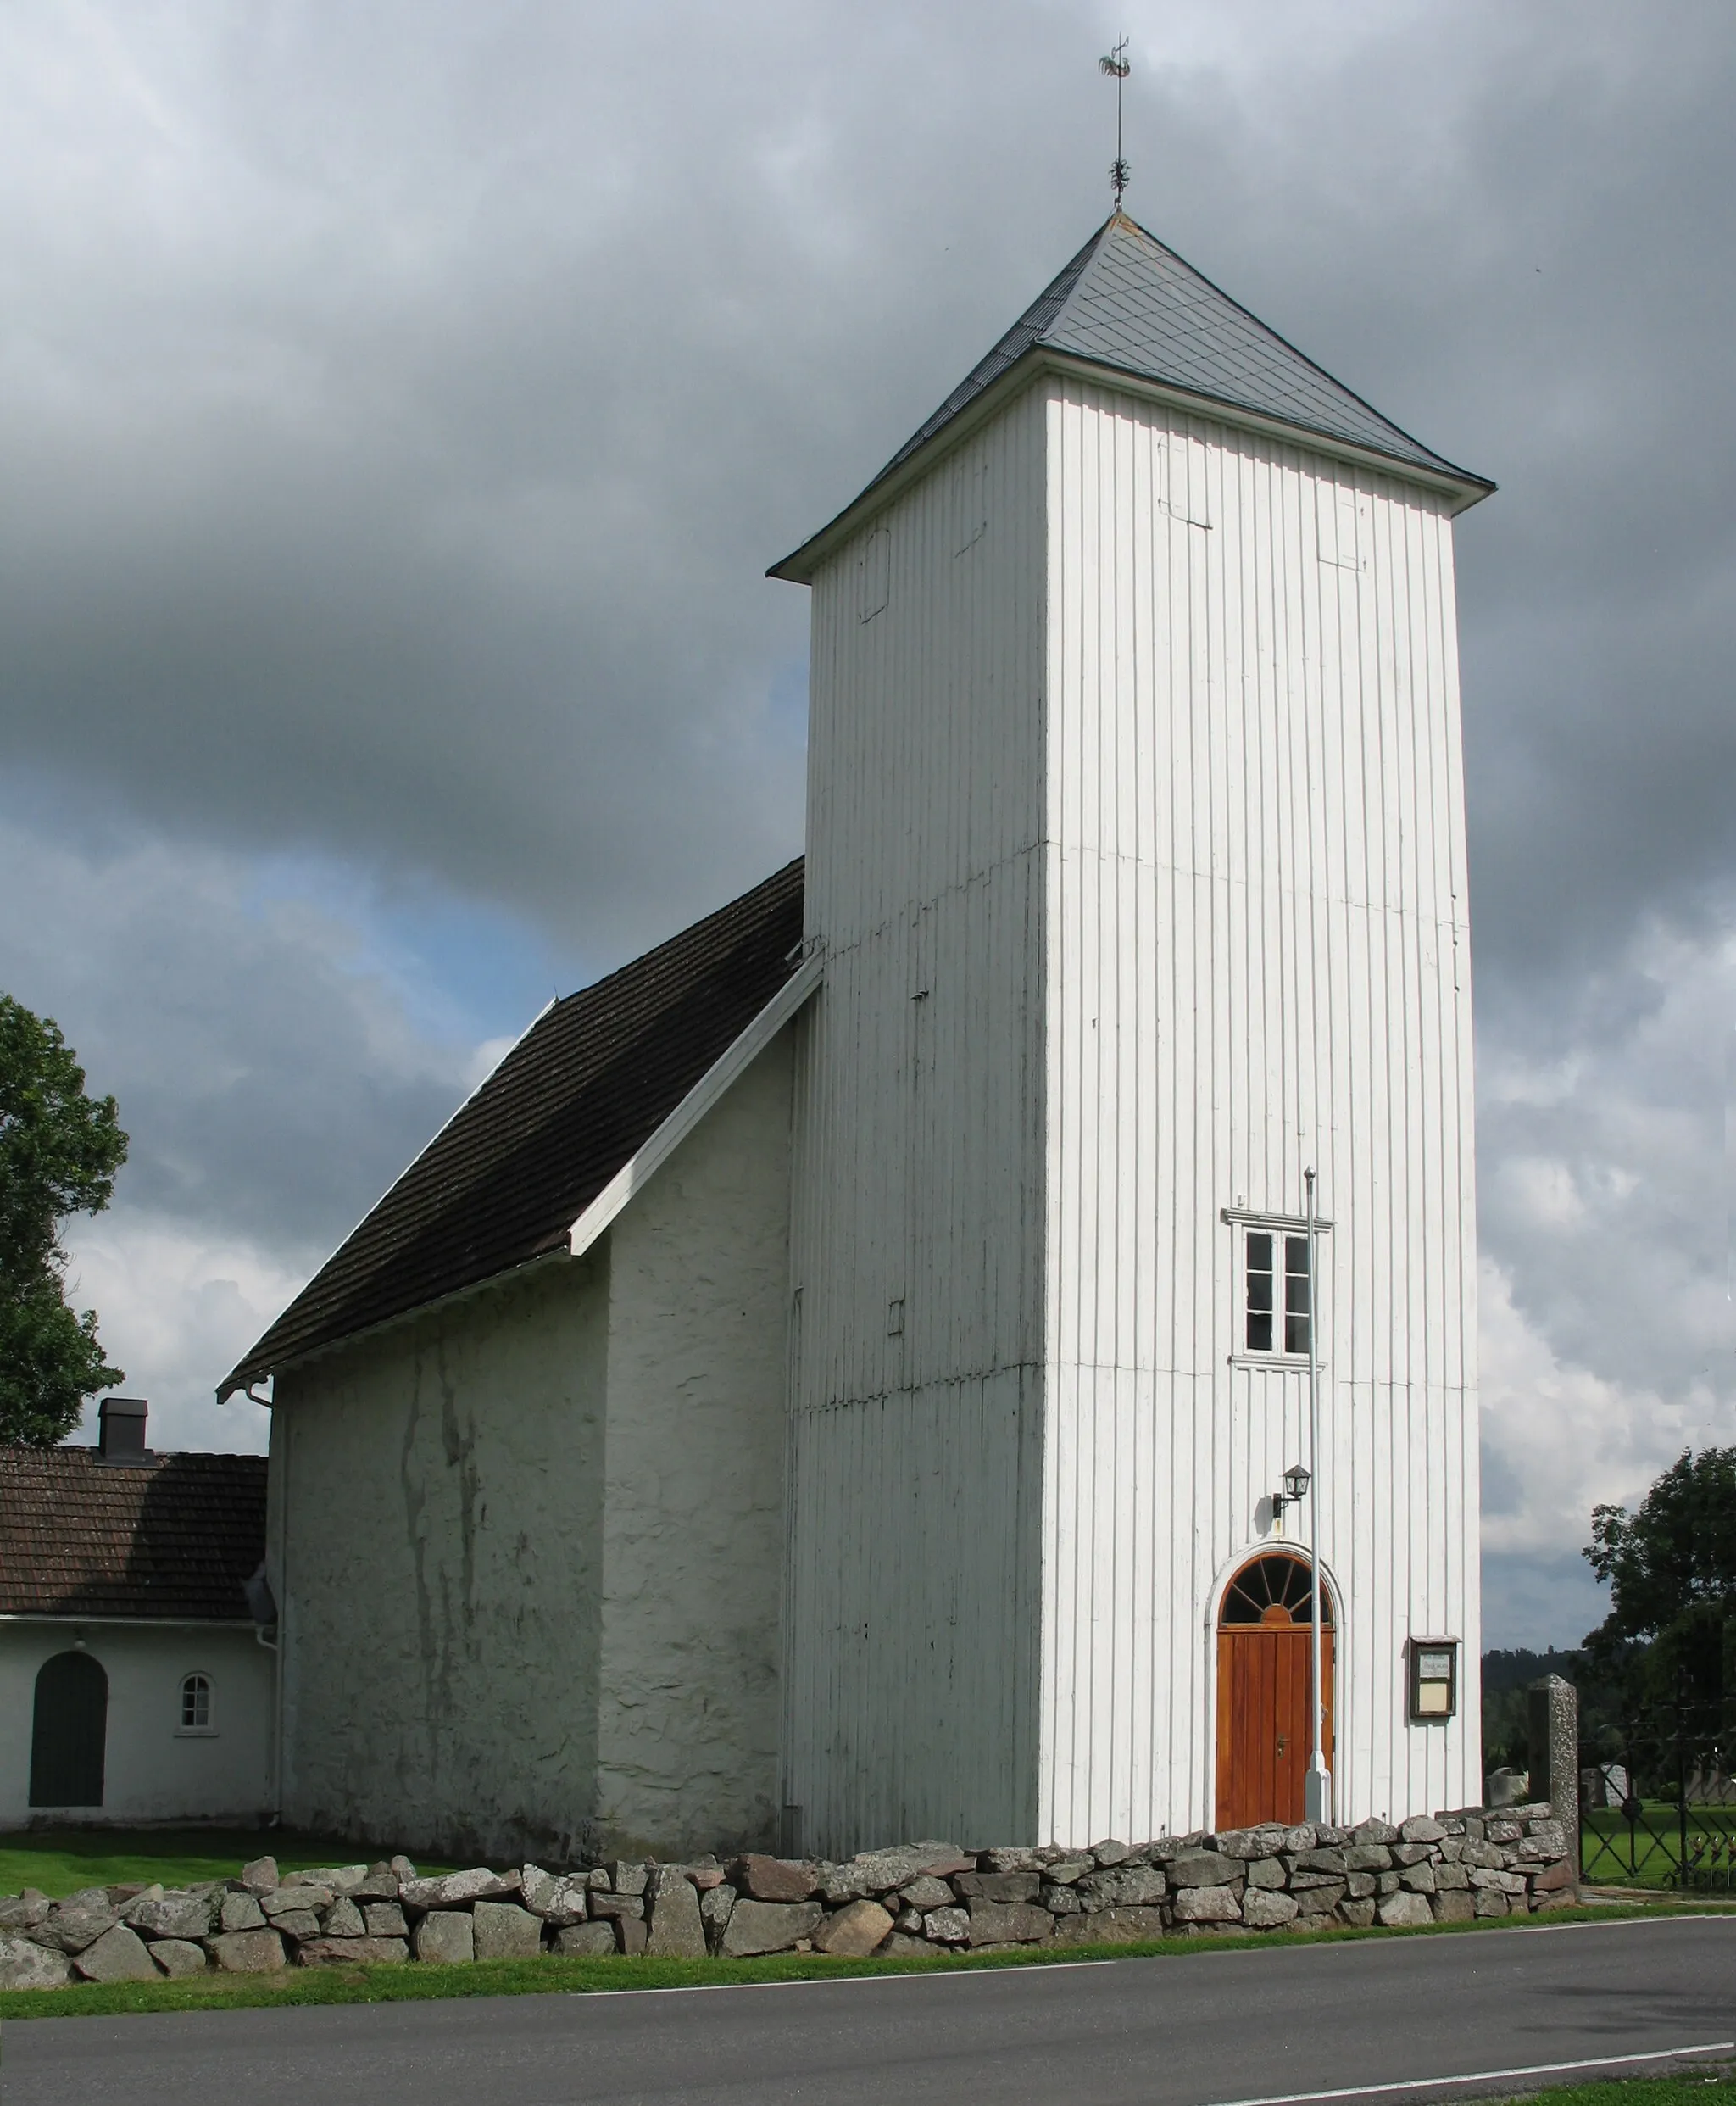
[233,1377,284,1819]
[1304,1167,1333,1824]
[268,1384,287,1826]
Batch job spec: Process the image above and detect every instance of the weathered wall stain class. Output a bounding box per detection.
[397,1352,437,1789]
[276,1251,609,1860]
[435,1336,481,1638]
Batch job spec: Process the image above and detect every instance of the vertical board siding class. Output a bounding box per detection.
[786,392,1049,1857]
[787,366,1479,1856]
[1040,377,1480,1845]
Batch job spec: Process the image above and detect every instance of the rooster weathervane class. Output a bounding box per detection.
[1099,39,1131,209]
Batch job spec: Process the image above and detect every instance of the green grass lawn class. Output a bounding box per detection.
[1505,2074,1735,2106]
[2,1898,1732,2023]
[1580,1805,1736,1891]
[0,1829,459,1901]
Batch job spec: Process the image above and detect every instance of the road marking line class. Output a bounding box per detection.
[595,1957,1115,1996]
[1209,2039,1736,2106]
[1510,1911,1736,1934]
[548,1914,1736,1999]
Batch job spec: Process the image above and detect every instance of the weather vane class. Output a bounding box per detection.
[1099,38,1131,209]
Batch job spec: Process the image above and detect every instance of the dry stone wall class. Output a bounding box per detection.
[0,1808,1573,1989]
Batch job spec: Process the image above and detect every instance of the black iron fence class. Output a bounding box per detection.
[1578,1701,1736,1892]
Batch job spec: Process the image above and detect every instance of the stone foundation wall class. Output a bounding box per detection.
[0,1806,1573,1990]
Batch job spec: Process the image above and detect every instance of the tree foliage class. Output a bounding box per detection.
[0,994,129,1446]
[1481,1647,1584,1770]
[1583,1446,1736,1707]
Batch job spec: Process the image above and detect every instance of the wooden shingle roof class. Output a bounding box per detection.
[0,1446,266,1622]
[223,856,806,1394]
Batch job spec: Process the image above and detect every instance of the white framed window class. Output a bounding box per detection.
[1246,1228,1311,1357]
[1221,1206,1331,1367]
[176,1672,215,1736]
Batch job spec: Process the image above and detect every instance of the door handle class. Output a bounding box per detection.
[1277,1734,1288,1755]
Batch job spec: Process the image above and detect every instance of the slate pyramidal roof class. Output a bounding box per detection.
[772,209,1491,580]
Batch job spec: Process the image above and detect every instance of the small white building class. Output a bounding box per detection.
[228,210,1490,1863]
[0,1400,275,1829]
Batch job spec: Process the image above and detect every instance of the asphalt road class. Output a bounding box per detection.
[4,1917,1733,2106]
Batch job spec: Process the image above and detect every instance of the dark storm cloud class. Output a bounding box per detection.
[3,2,1731,982]
[1118,5,1736,1005]
[0,792,472,1251]
[3,2,1733,1612]
[0,0,1099,953]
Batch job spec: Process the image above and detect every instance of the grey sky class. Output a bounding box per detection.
[3,0,1733,1646]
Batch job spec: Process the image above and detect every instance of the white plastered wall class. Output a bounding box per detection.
[593,1025,793,1859]
[0,1621,273,1826]
[271,1028,794,1863]
[271,1254,611,1861]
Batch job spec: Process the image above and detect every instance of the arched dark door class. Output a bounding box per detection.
[30,1650,108,1808]
[1215,1554,1334,1830]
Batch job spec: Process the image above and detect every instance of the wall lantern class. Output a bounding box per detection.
[1409,1637,1460,1721]
[1271,1462,1311,1524]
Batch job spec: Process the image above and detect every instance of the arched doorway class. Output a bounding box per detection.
[1215,1553,1334,1829]
[29,1650,108,1808]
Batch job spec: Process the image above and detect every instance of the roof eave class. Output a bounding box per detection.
[0,1611,258,1628]
[216,1244,577,1402]
[769,346,1494,586]
[768,346,1052,585]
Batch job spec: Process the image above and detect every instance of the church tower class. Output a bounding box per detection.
[772,213,1492,1855]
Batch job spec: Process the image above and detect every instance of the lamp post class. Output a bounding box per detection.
[1304,1167,1333,1824]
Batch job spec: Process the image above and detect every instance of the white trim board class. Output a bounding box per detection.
[567,954,823,1261]
[1221,1206,1336,1233]
[0,1614,260,1630]
[770,348,1492,584]
[224,1248,575,1396]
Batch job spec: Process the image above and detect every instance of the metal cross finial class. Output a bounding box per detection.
[1099,38,1131,209]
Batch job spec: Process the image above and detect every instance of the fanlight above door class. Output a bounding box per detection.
[1219,1552,1333,1629]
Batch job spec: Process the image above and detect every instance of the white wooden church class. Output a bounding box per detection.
[226,210,1491,1864]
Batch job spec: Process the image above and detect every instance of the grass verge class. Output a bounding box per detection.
[3,1898,1732,2023]
[1499,2075,1736,2106]
[0,1830,458,1902]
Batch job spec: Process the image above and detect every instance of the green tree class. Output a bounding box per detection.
[0,994,129,1446]
[1583,1447,1736,1708]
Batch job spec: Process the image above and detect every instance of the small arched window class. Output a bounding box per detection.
[180,1673,212,1730]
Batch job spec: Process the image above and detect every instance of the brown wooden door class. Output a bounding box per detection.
[1215,1554,1334,1830]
